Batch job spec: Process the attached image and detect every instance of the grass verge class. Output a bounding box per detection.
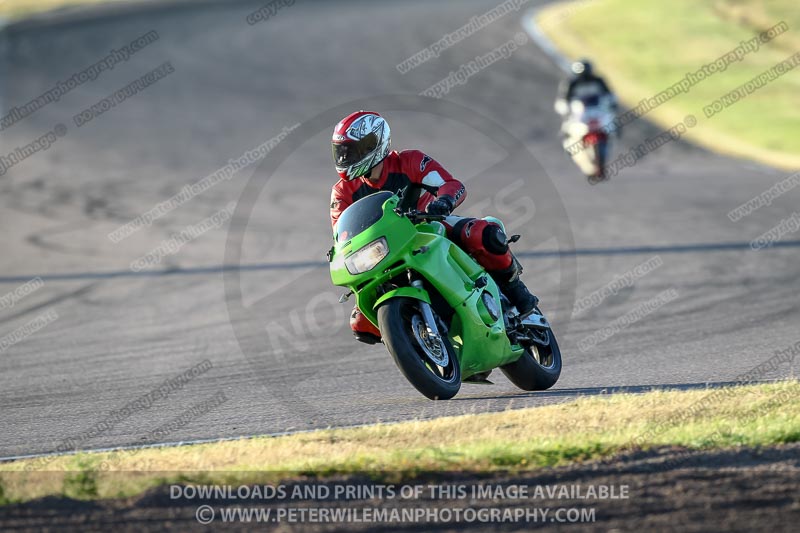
[536,0,800,170]
[0,381,798,504]
[0,0,131,21]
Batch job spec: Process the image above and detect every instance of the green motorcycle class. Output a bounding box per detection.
[328,184,562,400]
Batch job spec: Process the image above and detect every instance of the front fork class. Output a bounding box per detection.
[410,278,444,340]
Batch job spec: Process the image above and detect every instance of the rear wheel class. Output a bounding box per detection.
[500,309,562,391]
[377,297,461,400]
[596,139,607,168]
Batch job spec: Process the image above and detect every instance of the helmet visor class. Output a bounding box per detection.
[332,132,378,170]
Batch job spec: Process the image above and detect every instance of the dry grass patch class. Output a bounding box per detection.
[1,381,798,503]
[0,0,130,20]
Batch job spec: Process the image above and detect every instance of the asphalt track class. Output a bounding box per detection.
[0,0,798,460]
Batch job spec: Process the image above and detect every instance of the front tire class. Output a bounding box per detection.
[377,297,461,400]
[500,311,562,391]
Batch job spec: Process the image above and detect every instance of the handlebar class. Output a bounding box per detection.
[397,209,447,224]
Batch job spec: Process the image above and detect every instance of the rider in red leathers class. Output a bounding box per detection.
[330,111,538,345]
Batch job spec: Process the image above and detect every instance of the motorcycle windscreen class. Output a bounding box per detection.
[336,190,393,243]
[579,95,600,107]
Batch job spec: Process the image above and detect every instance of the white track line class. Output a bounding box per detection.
[0,423,384,464]
[520,5,572,73]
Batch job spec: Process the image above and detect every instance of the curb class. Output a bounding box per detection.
[520,5,572,74]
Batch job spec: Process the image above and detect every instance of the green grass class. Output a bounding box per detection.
[0,0,130,20]
[0,381,798,504]
[539,0,800,169]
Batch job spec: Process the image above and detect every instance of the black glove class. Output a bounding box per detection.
[425,195,455,216]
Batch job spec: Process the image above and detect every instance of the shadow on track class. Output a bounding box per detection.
[2,240,799,284]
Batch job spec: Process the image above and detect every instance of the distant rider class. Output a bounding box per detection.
[554,59,618,119]
[330,111,539,345]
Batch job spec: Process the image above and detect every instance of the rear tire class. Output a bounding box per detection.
[500,313,562,391]
[378,297,461,400]
[596,140,607,181]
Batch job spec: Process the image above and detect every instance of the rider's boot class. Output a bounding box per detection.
[351,307,382,345]
[490,257,539,317]
[354,331,381,345]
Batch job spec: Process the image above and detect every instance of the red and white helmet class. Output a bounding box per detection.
[331,111,391,181]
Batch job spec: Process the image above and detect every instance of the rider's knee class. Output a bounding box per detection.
[456,219,513,271]
[459,219,508,255]
[481,223,509,255]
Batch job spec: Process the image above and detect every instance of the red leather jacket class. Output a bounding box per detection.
[330,150,466,229]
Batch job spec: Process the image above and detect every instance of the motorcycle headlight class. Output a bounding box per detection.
[345,237,389,275]
[571,100,585,114]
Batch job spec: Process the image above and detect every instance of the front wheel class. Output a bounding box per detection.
[500,311,562,391]
[377,297,461,400]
